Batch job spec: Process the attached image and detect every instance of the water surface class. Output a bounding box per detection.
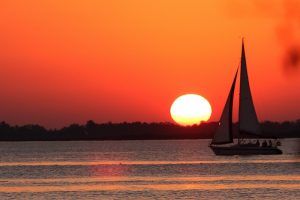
[0,139,299,199]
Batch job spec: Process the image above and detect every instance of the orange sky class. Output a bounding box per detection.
[0,0,300,128]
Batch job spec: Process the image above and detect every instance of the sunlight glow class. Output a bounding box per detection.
[170,94,212,126]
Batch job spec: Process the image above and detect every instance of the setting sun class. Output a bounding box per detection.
[170,94,212,126]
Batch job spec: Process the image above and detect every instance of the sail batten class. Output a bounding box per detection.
[238,40,262,136]
[211,69,238,145]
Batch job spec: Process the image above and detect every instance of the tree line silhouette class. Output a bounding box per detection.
[0,120,299,141]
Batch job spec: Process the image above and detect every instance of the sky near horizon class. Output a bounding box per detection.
[0,0,300,128]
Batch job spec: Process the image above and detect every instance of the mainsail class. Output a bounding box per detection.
[211,70,238,145]
[238,40,262,135]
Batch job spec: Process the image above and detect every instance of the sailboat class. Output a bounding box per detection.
[210,40,282,155]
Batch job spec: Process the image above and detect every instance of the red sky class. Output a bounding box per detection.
[0,0,300,128]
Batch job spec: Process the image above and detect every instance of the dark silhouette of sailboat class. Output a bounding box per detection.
[210,40,282,155]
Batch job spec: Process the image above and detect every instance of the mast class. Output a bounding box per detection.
[238,39,262,136]
[211,69,238,145]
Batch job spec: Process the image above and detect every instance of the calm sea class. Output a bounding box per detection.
[0,139,299,199]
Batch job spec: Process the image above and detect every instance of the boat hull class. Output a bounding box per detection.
[210,145,282,155]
